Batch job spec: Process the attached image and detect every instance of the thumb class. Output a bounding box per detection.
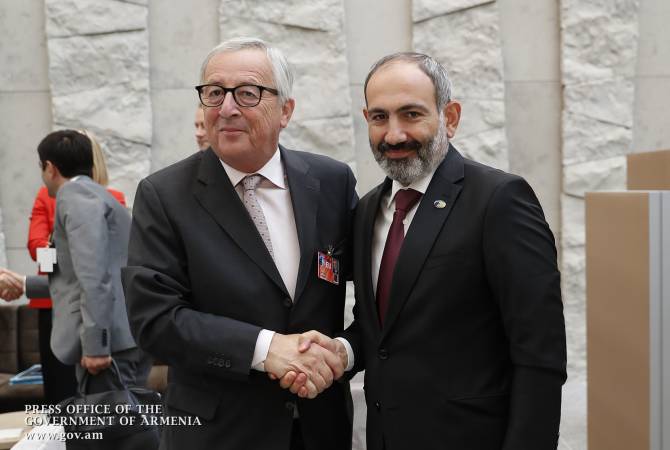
[297,335,312,353]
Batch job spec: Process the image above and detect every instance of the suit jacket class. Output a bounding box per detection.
[342,146,567,450]
[122,146,357,450]
[27,177,136,365]
[26,186,127,309]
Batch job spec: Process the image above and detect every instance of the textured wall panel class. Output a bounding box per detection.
[218,0,355,164]
[0,209,6,268]
[413,1,509,170]
[561,0,640,380]
[45,0,152,206]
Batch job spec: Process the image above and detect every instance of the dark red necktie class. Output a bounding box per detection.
[376,189,422,325]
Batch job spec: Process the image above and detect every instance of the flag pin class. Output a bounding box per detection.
[433,200,446,209]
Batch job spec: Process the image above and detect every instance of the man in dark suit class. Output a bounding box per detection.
[283,52,566,450]
[122,38,356,450]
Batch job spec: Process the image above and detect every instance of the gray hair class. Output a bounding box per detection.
[200,37,294,104]
[364,52,453,110]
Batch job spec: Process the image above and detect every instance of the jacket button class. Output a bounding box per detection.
[374,401,381,410]
[283,297,293,308]
[224,360,231,368]
[285,401,296,411]
[378,348,388,360]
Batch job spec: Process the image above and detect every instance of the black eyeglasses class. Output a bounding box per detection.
[195,84,279,108]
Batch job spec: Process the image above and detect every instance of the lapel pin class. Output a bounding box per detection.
[433,200,447,209]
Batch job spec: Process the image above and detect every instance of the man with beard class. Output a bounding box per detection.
[280,52,567,450]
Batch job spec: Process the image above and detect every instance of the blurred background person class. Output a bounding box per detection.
[194,104,209,150]
[25,129,126,404]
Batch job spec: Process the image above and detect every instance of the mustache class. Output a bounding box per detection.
[377,140,422,154]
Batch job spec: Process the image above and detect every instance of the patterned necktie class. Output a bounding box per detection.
[376,188,422,325]
[242,174,274,259]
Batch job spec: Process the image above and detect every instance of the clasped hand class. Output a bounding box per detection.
[0,268,24,301]
[265,331,347,400]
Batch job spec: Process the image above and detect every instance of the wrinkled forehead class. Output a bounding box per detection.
[203,49,273,85]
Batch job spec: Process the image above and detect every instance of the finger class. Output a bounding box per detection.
[288,373,307,394]
[297,336,312,353]
[299,380,318,399]
[315,359,333,389]
[279,371,297,389]
[319,346,345,380]
[301,330,331,349]
[268,373,278,380]
[309,369,329,394]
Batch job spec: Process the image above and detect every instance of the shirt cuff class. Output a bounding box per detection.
[251,329,275,372]
[22,276,26,294]
[335,337,355,371]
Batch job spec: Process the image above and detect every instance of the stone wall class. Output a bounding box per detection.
[413,0,508,170]
[560,0,640,380]
[219,0,356,165]
[45,0,152,205]
[0,210,6,268]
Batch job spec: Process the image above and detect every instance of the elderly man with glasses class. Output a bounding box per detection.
[122,38,356,450]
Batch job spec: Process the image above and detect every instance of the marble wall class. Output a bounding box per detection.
[413,0,509,170]
[45,0,152,206]
[560,0,640,380]
[219,0,356,166]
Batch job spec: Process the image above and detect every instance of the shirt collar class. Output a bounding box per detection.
[219,148,287,190]
[385,166,438,210]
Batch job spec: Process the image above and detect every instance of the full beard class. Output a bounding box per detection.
[371,119,449,186]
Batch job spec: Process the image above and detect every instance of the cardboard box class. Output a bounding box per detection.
[585,191,670,450]
[627,150,670,190]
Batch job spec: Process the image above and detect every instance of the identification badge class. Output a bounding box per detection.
[37,247,57,273]
[317,250,340,285]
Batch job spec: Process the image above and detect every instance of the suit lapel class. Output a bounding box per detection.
[282,146,320,303]
[381,146,465,339]
[362,179,390,338]
[192,149,289,297]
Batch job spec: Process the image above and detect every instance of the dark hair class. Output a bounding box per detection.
[37,130,93,178]
[364,52,453,110]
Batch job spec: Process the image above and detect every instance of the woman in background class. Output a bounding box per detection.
[27,130,126,403]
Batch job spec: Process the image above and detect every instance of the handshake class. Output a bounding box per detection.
[0,268,24,301]
[265,331,348,400]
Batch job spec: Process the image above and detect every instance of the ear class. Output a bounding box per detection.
[363,107,369,122]
[279,98,295,129]
[444,101,461,139]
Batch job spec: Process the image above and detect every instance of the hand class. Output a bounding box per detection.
[264,333,342,399]
[80,355,112,375]
[277,331,348,398]
[0,268,25,301]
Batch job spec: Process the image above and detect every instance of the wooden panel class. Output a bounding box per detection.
[586,192,650,450]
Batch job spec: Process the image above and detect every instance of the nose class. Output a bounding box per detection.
[196,127,206,137]
[218,91,240,118]
[384,117,407,145]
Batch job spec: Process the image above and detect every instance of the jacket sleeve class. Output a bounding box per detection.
[482,176,567,450]
[122,178,261,381]
[25,275,50,298]
[27,189,53,261]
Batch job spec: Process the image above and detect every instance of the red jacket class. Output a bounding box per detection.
[27,185,127,308]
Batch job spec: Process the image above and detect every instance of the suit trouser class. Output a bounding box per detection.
[38,308,77,403]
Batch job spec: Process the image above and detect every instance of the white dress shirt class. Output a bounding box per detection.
[219,149,301,371]
[339,166,438,371]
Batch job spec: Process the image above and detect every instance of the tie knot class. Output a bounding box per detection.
[394,189,422,213]
[242,174,263,191]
